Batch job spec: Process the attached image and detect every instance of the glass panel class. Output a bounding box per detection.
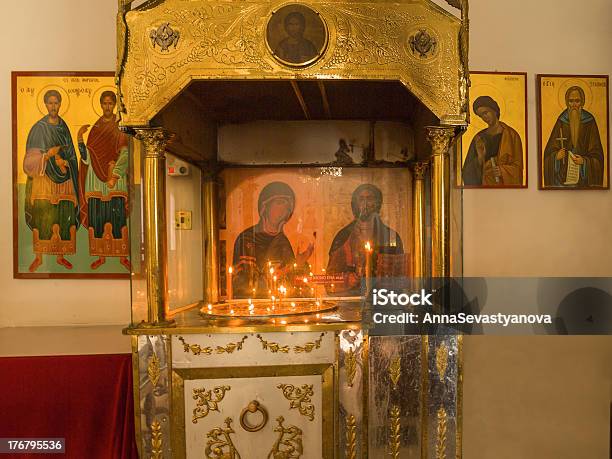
[129,138,146,325]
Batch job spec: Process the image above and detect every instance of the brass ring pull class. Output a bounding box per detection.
[239,400,268,432]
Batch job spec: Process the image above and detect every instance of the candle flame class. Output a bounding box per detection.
[365,241,372,251]
[228,266,233,274]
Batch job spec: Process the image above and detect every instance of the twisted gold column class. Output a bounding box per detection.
[135,128,175,327]
[202,175,220,305]
[426,127,455,280]
[411,162,428,279]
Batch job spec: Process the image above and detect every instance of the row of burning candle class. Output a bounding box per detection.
[225,241,374,302]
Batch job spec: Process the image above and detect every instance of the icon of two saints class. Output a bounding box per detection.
[231,182,405,299]
[23,89,130,272]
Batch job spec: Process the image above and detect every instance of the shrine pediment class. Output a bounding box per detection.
[118,0,468,126]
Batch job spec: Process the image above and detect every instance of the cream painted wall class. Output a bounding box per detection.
[0,2,609,457]
[0,1,130,327]
[465,0,612,277]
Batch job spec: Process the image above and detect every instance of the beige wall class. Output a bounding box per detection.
[0,1,129,327]
[465,0,612,277]
[0,1,609,457]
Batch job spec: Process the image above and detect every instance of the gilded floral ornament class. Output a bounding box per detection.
[193,385,232,424]
[436,407,448,459]
[345,347,357,388]
[277,383,315,421]
[150,23,180,52]
[205,417,241,459]
[345,414,357,459]
[147,353,161,388]
[388,405,401,458]
[435,343,449,382]
[389,356,401,389]
[178,336,248,356]
[268,416,303,459]
[150,420,163,459]
[409,29,438,59]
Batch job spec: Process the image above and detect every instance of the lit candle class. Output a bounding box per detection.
[227,266,233,301]
[364,241,373,297]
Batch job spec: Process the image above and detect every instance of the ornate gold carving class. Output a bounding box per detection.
[389,405,401,458]
[436,407,448,459]
[257,334,290,353]
[205,417,241,459]
[147,353,161,388]
[435,343,449,382]
[193,385,231,424]
[239,400,269,432]
[277,383,315,421]
[345,414,357,459]
[268,416,303,459]
[412,161,428,180]
[408,28,438,59]
[151,420,163,459]
[345,347,357,388]
[389,356,401,389]
[257,334,325,354]
[119,1,464,125]
[293,333,326,353]
[150,23,180,52]
[426,126,455,156]
[134,128,173,158]
[178,336,248,356]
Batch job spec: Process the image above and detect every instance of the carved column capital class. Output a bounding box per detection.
[134,128,174,157]
[426,126,455,156]
[412,161,429,180]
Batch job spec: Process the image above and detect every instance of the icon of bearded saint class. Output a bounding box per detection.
[543,85,604,187]
[231,182,314,299]
[326,184,405,296]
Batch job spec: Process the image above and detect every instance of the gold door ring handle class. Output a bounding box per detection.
[239,400,268,432]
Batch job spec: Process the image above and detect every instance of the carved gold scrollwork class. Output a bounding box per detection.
[150,420,163,459]
[192,385,231,424]
[435,343,449,382]
[134,128,174,158]
[267,416,303,459]
[389,405,401,458]
[426,127,455,156]
[205,417,241,459]
[389,356,401,389]
[436,407,448,459]
[293,333,326,353]
[178,336,248,356]
[412,161,429,180]
[345,414,357,459]
[257,333,326,354]
[147,353,161,388]
[277,383,315,421]
[257,334,290,353]
[345,347,357,388]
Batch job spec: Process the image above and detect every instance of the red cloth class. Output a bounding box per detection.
[0,354,138,459]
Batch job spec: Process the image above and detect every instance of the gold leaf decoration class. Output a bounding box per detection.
[178,336,248,356]
[389,405,401,458]
[345,414,357,459]
[268,416,303,458]
[205,417,241,459]
[293,333,326,353]
[435,343,449,382]
[277,383,315,421]
[389,356,401,389]
[147,353,161,388]
[151,420,163,459]
[193,385,231,424]
[256,334,290,353]
[436,407,447,459]
[346,347,357,388]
